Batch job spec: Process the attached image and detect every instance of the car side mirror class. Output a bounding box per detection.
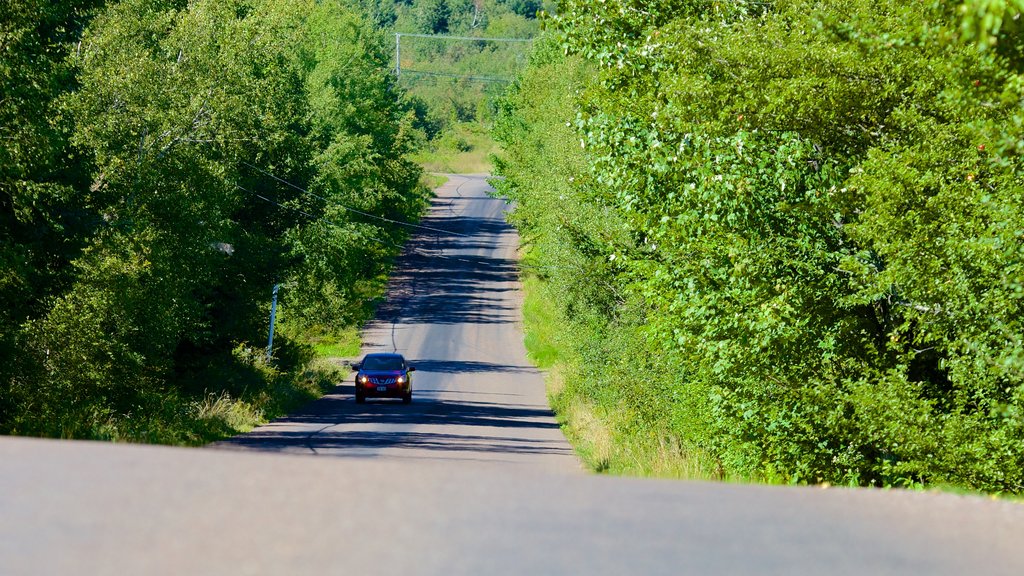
[351,363,361,371]
[407,366,416,372]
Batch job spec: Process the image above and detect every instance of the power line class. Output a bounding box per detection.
[236,184,406,251]
[396,33,533,43]
[240,161,607,275]
[241,158,473,237]
[239,162,530,268]
[399,69,513,83]
[141,137,472,239]
[240,172,614,296]
[235,183,493,268]
[394,31,532,80]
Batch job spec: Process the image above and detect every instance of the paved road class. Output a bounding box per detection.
[2,175,1023,575]
[216,174,577,472]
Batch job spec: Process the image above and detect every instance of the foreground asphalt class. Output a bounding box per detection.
[4,436,1024,575]
[2,175,1023,575]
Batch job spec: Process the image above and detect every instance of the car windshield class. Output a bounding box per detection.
[362,356,404,371]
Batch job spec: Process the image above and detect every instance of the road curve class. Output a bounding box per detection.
[2,175,1023,575]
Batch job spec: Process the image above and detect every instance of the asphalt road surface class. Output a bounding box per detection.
[2,175,1023,575]
[216,174,577,471]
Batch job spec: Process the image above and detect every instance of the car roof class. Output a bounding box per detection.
[363,352,405,360]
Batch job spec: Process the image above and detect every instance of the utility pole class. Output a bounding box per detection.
[395,33,401,78]
[267,283,280,361]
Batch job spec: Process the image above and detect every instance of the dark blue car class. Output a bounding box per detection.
[352,353,415,404]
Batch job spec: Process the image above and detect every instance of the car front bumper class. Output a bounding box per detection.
[357,382,410,398]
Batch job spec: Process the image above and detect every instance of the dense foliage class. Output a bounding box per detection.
[1,0,426,440]
[495,0,1024,492]
[384,0,544,166]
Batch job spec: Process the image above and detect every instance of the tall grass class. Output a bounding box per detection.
[308,325,362,359]
[521,264,724,480]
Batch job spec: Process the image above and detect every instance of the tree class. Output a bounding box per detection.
[499,0,541,19]
[496,0,1024,491]
[2,0,426,439]
[0,0,105,429]
[416,0,451,33]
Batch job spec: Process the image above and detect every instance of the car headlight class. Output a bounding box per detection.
[396,375,406,384]
[359,375,368,384]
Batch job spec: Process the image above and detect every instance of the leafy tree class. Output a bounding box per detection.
[353,0,399,27]
[496,0,1024,492]
[415,0,452,33]
[2,0,426,439]
[498,0,541,19]
[0,0,105,428]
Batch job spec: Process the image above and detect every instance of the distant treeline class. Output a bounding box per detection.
[355,0,544,33]
[495,0,1024,493]
[369,0,546,146]
[1,0,426,440]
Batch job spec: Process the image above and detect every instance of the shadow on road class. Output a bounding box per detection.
[230,429,565,456]
[372,202,522,326]
[376,256,521,326]
[219,383,571,458]
[405,359,534,374]
[256,384,560,430]
[215,181,572,461]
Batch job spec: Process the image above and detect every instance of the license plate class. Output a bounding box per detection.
[377,386,387,392]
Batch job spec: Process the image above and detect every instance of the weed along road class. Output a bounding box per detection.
[1,175,1023,575]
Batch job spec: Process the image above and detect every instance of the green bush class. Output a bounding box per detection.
[0,0,425,441]
[495,1,1024,492]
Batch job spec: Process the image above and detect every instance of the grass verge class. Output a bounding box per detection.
[411,123,498,174]
[52,344,348,446]
[52,319,365,446]
[421,172,449,191]
[187,351,346,443]
[179,329,359,445]
[521,268,721,480]
[308,325,362,358]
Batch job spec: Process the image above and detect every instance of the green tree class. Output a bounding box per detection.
[416,0,452,33]
[499,0,541,19]
[3,0,426,439]
[0,0,105,428]
[496,0,1024,492]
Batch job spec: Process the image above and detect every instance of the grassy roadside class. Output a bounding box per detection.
[421,172,449,191]
[521,274,619,474]
[187,352,348,444]
[520,272,736,481]
[184,168,453,445]
[522,271,1024,499]
[307,325,362,358]
[183,321,366,445]
[63,345,350,447]
[411,123,498,174]
[520,273,634,475]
